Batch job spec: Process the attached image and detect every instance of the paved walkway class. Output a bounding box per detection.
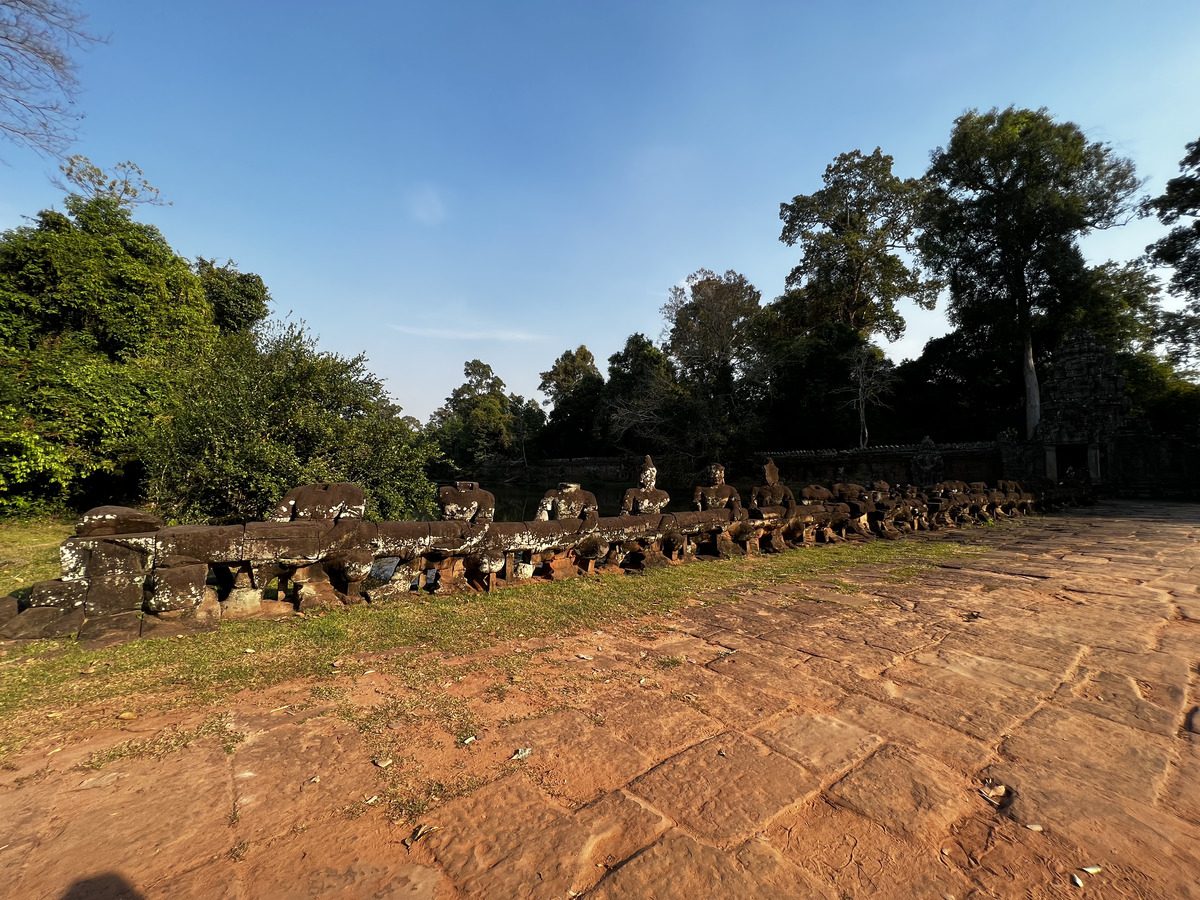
[2,501,1198,898]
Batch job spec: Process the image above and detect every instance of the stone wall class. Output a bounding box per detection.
[1,476,1041,644]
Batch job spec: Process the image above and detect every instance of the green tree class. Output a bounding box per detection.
[537,345,604,457]
[54,155,169,207]
[779,148,937,342]
[919,106,1141,438]
[600,333,683,455]
[538,345,600,407]
[661,269,763,457]
[428,360,544,471]
[143,323,438,523]
[196,257,271,334]
[1144,136,1200,366]
[0,193,214,511]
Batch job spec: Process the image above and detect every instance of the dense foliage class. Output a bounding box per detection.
[0,185,437,520]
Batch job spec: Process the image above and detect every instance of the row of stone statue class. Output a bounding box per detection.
[430,455,1008,527]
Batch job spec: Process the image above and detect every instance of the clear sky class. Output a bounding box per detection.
[1,1,1197,420]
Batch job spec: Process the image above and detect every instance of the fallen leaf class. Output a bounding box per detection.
[1082,866,1102,875]
[1071,873,1083,887]
[577,654,594,660]
[461,736,476,745]
[373,758,392,769]
[243,648,255,654]
[402,823,438,849]
[1025,824,1044,832]
[309,775,321,783]
[510,747,532,761]
[331,660,343,668]
[116,712,136,720]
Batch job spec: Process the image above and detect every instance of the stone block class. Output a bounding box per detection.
[0,606,69,639]
[75,505,163,537]
[147,564,208,613]
[221,588,262,619]
[28,578,88,610]
[0,593,17,626]
[243,520,323,562]
[85,574,147,616]
[374,521,430,558]
[155,525,245,564]
[62,534,156,578]
[320,519,377,554]
[78,611,143,647]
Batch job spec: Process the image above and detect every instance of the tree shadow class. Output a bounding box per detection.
[60,873,146,900]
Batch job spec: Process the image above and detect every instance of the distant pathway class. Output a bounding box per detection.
[2,501,1198,898]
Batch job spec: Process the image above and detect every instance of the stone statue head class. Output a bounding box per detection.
[639,456,657,490]
[706,463,725,486]
[558,482,581,493]
[762,458,779,486]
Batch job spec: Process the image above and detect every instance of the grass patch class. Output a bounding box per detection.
[653,655,685,668]
[0,526,982,761]
[79,713,244,769]
[0,518,74,602]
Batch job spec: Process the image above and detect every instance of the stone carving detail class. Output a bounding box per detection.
[437,481,495,525]
[271,482,366,522]
[749,458,796,517]
[910,436,944,487]
[693,463,744,519]
[620,456,670,516]
[535,482,599,527]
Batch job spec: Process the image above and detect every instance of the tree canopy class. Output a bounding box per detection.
[780,148,937,342]
[1145,136,1200,366]
[919,106,1142,438]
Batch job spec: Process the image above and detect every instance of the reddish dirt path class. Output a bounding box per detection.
[2,500,1198,899]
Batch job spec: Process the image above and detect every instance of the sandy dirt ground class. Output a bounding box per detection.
[1,500,1198,899]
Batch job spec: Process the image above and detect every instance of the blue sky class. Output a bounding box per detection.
[2,1,1197,419]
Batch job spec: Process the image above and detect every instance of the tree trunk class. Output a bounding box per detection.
[1022,331,1041,440]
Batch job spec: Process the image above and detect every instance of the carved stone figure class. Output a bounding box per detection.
[620,456,670,516]
[749,458,796,515]
[437,481,495,525]
[271,482,366,522]
[693,463,744,518]
[535,482,599,527]
[911,436,944,487]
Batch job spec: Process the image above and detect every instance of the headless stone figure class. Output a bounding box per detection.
[535,482,599,528]
[437,481,495,525]
[749,458,796,516]
[693,463,743,518]
[620,456,670,516]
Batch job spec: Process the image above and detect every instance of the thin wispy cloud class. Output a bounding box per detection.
[389,324,546,342]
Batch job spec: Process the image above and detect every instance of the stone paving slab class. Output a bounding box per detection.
[628,732,819,846]
[3,500,1200,898]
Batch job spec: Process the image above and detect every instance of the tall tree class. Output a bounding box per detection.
[537,345,604,457]
[427,360,544,471]
[1144,136,1200,366]
[600,333,683,454]
[538,345,600,408]
[0,0,100,156]
[842,344,896,449]
[919,107,1141,438]
[779,148,938,342]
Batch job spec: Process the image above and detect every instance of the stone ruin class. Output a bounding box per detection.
[0,471,1040,643]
